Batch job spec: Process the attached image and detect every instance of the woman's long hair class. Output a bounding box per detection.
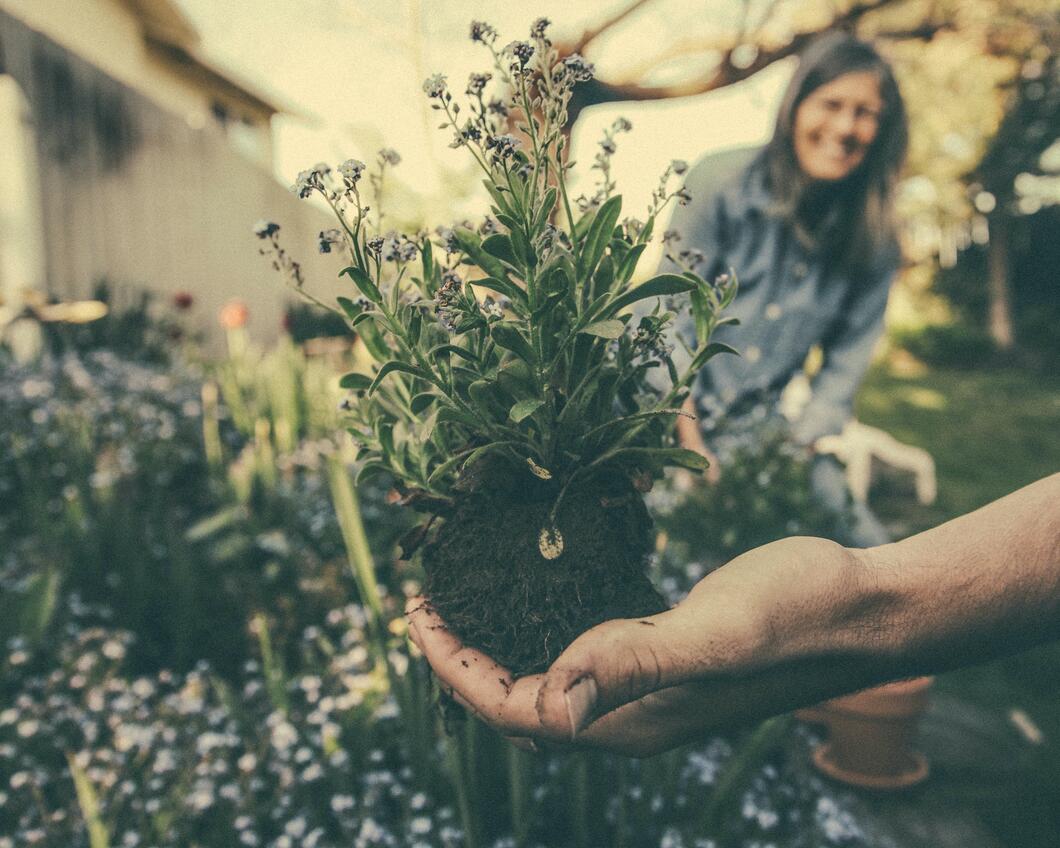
[764,32,908,275]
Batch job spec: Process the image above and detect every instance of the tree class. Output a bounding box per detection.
[545,0,1060,348]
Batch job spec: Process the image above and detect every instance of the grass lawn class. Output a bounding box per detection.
[857,357,1060,532]
[856,356,1060,848]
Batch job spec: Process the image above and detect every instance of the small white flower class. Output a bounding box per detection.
[339,158,366,184]
[410,816,432,835]
[423,74,447,98]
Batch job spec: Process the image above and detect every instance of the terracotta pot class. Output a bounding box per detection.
[796,676,933,790]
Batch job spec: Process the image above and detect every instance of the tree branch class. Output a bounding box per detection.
[570,0,661,54]
[561,0,932,125]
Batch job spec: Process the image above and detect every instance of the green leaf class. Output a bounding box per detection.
[579,318,626,339]
[578,195,622,279]
[407,308,422,345]
[336,296,362,321]
[67,754,109,848]
[483,180,515,218]
[496,360,534,397]
[437,405,479,427]
[454,229,509,280]
[482,233,519,268]
[355,461,389,485]
[607,446,711,471]
[689,342,740,372]
[469,276,528,307]
[461,441,520,472]
[428,343,478,362]
[368,361,438,396]
[542,265,572,299]
[339,372,372,390]
[533,187,558,231]
[420,408,439,443]
[508,226,535,270]
[581,408,690,444]
[184,505,247,542]
[340,265,383,304]
[377,422,395,459]
[603,273,697,318]
[357,318,390,361]
[350,312,375,328]
[467,379,496,408]
[531,290,566,321]
[410,393,437,414]
[591,254,615,302]
[421,239,434,289]
[510,398,545,423]
[495,213,521,233]
[615,242,647,285]
[490,322,536,364]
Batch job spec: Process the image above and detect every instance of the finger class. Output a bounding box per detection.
[405,596,548,735]
[567,682,717,757]
[534,608,711,740]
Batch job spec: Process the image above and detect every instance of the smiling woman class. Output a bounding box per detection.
[664,31,909,548]
[792,70,883,182]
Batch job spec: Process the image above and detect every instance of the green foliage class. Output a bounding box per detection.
[267,25,737,526]
[891,322,998,369]
[0,337,409,678]
[38,281,198,364]
[657,431,840,567]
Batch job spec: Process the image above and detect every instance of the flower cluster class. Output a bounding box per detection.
[648,160,694,218]
[377,231,419,264]
[484,132,521,164]
[317,228,343,255]
[293,164,330,199]
[434,270,464,332]
[338,158,366,185]
[255,221,305,287]
[0,603,463,848]
[578,117,633,211]
[631,314,675,362]
[560,53,594,84]
[469,20,497,45]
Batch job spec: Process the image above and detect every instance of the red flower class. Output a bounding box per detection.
[219,300,249,329]
[172,291,194,311]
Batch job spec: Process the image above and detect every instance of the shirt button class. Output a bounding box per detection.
[765,302,782,320]
[793,261,809,279]
[745,345,762,363]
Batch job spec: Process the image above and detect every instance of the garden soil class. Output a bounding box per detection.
[421,479,667,675]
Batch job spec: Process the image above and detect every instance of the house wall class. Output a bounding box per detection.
[0,9,345,349]
[0,0,273,167]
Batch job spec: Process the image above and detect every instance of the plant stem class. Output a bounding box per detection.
[507,744,530,846]
[699,716,793,842]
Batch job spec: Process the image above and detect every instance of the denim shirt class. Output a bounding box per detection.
[660,146,899,445]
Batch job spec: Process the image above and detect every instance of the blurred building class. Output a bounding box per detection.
[0,0,341,343]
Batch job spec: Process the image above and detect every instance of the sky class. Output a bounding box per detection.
[175,0,794,226]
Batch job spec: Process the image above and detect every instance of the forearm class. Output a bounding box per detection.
[859,472,1060,674]
[751,474,1060,686]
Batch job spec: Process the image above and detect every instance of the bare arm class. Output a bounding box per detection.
[408,474,1060,756]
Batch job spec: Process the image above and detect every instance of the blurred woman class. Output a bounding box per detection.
[666,31,908,546]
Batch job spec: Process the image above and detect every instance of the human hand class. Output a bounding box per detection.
[406,537,871,757]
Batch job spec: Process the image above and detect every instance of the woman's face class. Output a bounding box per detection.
[793,71,883,182]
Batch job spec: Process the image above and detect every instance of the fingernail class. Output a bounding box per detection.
[564,676,598,739]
